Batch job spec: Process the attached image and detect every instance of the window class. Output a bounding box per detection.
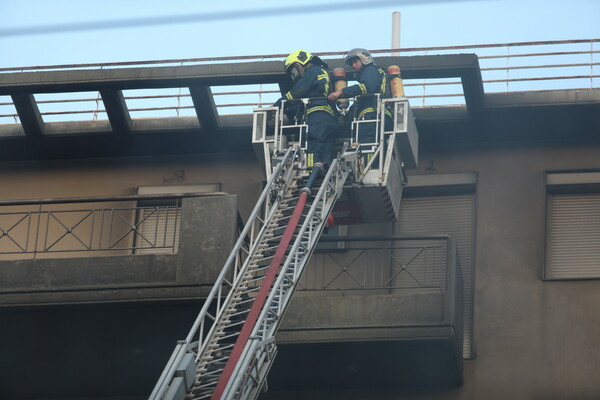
[136,184,220,254]
[545,171,600,280]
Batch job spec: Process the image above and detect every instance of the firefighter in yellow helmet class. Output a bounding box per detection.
[274,50,338,166]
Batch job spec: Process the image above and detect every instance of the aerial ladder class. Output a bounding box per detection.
[150,67,418,400]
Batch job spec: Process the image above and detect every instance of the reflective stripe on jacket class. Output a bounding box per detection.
[276,64,334,117]
[341,64,388,118]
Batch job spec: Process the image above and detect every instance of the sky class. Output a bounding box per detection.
[0,0,599,69]
[0,0,598,121]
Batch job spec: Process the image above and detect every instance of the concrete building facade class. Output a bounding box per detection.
[0,42,599,399]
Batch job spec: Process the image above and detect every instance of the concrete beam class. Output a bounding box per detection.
[0,61,288,94]
[189,85,219,130]
[10,93,45,137]
[0,54,480,94]
[485,87,600,107]
[0,54,484,125]
[379,54,484,118]
[100,89,132,133]
[327,54,484,118]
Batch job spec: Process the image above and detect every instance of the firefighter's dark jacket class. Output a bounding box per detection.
[275,64,334,119]
[340,63,387,119]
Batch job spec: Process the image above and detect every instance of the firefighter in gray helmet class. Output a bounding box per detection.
[329,48,391,144]
[345,48,374,65]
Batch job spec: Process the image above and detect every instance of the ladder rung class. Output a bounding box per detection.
[227,308,250,318]
[226,319,246,328]
[207,343,235,351]
[192,379,219,393]
[244,276,265,284]
[234,297,255,306]
[203,354,230,365]
[192,392,215,400]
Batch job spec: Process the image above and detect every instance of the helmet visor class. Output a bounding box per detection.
[345,56,360,66]
[287,65,303,81]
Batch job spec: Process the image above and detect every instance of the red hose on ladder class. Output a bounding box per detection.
[211,164,324,400]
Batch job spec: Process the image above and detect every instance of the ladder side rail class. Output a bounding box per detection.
[185,147,294,348]
[345,93,388,183]
[349,93,381,148]
[278,99,309,155]
[149,148,294,400]
[359,143,385,184]
[211,167,313,399]
[253,107,279,180]
[148,341,188,400]
[224,333,275,400]
[376,95,387,182]
[265,156,349,337]
[189,147,304,399]
[229,157,351,399]
[224,152,352,399]
[193,186,286,361]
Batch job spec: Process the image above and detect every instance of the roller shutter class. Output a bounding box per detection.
[395,194,475,359]
[546,193,600,279]
[136,206,181,254]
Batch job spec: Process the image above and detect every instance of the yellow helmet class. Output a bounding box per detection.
[284,50,312,70]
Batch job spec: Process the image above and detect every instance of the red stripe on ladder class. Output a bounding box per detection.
[211,191,309,400]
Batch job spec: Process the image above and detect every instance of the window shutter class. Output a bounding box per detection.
[395,194,475,359]
[137,206,181,254]
[546,193,600,279]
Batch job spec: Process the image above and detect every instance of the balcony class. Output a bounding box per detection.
[0,193,238,306]
[0,196,463,397]
[270,235,464,391]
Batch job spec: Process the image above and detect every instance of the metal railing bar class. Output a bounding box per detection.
[0,66,589,111]
[485,87,599,96]
[482,62,600,72]
[0,246,177,255]
[1,39,598,73]
[27,94,187,105]
[5,79,594,120]
[0,193,227,207]
[215,102,272,108]
[479,49,600,60]
[1,91,275,108]
[26,211,32,252]
[297,286,443,291]
[43,211,50,253]
[173,199,179,252]
[154,207,161,248]
[90,208,96,250]
[317,234,451,243]
[404,80,461,87]
[484,74,600,84]
[377,39,600,53]
[99,209,105,249]
[212,90,280,96]
[7,76,595,120]
[33,204,41,257]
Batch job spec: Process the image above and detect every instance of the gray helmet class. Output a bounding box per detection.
[345,48,374,66]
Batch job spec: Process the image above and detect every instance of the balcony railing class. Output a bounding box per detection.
[0,194,219,259]
[1,39,598,124]
[298,235,454,293]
